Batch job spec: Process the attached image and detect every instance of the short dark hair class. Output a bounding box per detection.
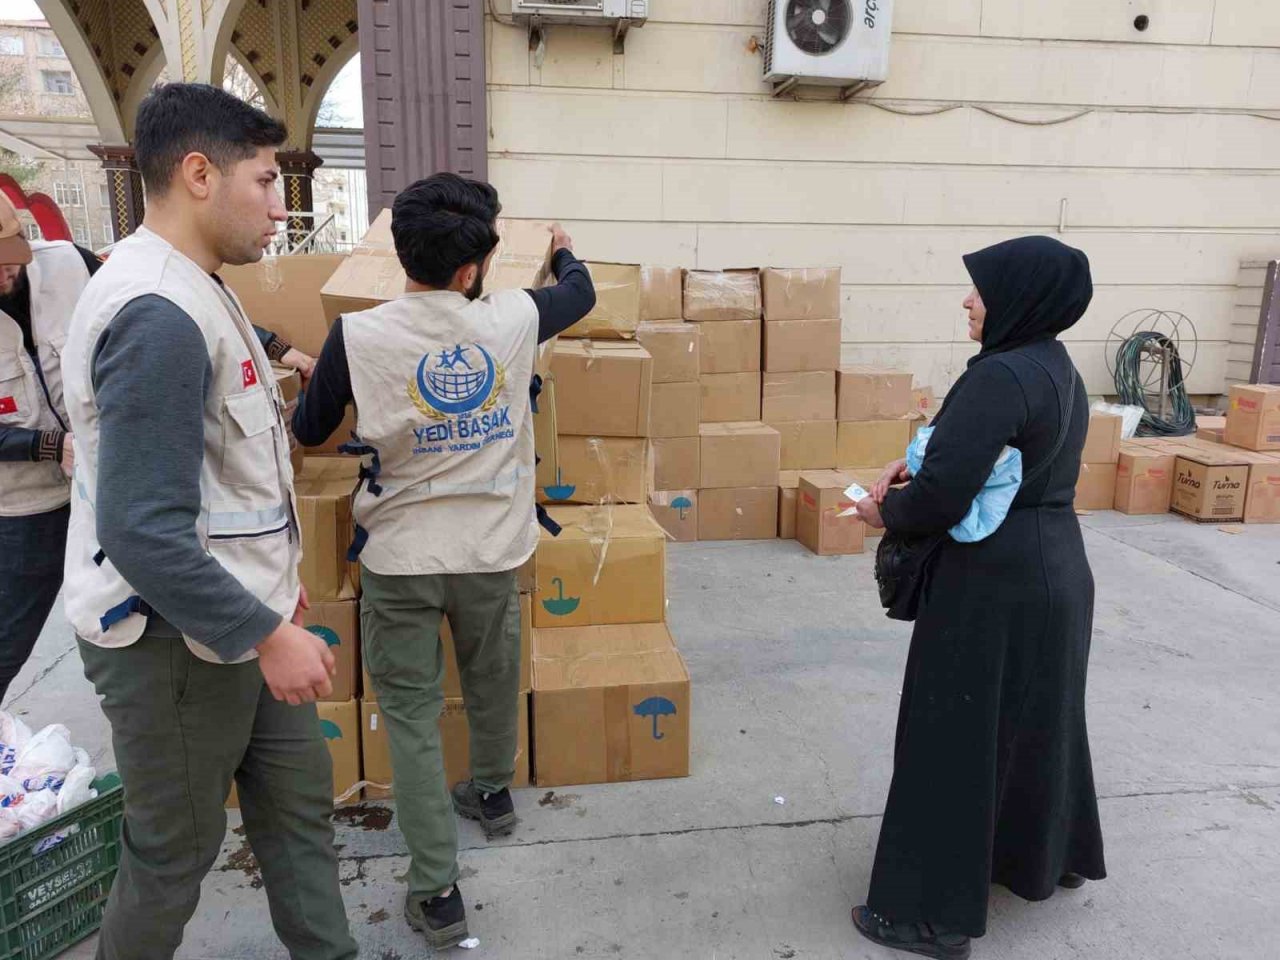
[391,174,501,288]
[134,83,288,195]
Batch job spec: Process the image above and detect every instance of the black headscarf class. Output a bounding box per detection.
[962,236,1092,366]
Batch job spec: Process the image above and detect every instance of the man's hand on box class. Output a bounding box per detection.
[282,347,316,380]
[257,619,335,705]
[550,222,573,254]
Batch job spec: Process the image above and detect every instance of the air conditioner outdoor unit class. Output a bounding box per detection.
[511,0,648,25]
[764,0,894,91]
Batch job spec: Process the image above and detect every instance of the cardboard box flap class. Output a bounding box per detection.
[563,263,641,339]
[639,266,684,320]
[683,269,761,322]
[778,469,803,489]
[533,623,687,684]
[554,339,651,362]
[760,267,841,321]
[543,504,665,543]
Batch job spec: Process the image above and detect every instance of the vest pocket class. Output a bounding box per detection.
[220,386,279,487]
[0,355,30,425]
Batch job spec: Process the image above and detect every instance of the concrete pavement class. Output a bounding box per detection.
[13,512,1280,959]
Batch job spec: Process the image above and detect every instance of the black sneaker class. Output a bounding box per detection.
[452,780,518,838]
[405,884,468,950]
[1059,873,1088,889]
[852,905,971,959]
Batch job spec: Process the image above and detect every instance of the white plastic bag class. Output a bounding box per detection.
[14,790,58,830]
[1090,401,1144,440]
[0,712,32,775]
[56,765,98,816]
[0,773,25,810]
[0,809,20,841]
[13,724,76,793]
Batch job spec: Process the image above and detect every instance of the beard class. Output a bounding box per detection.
[465,268,484,301]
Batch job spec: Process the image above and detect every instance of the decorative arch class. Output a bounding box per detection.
[205,0,251,88]
[119,43,167,140]
[33,0,126,143]
[300,31,360,145]
[225,45,283,118]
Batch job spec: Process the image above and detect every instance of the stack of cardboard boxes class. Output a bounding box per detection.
[1076,411,1123,511]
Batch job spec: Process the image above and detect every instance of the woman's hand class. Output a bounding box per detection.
[856,496,886,530]
[872,459,911,503]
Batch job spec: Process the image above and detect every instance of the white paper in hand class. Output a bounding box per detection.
[837,483,869,517]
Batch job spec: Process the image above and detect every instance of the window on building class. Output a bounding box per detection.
[98,183,110,207]
[24,223,41,241]
[41,70,74,95]
[53,182,84,207]
[37,35,66,58]
[102,221,115,245]
[72,224,89,245]
[0,36,23,56]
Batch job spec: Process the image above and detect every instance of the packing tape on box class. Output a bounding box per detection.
[333,779,393,805]
[258,255,282,292]
[684,270,761,322]
[587,279,639,336]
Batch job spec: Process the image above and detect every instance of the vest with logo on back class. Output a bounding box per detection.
[0,241,91,517]
[342,289,539,575]
[61,228,300,664]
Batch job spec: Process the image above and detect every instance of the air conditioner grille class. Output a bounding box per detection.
[764,0,777,75]
[786,0,851,56]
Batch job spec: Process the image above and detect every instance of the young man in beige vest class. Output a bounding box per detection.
[0,194,96,700]
[293,174,596,948]
[61,83,356,960]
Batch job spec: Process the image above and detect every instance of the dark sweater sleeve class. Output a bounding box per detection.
[292,318,352,447]
[527,248,597,343]
[0,426,44,462]
[880,362,1029,537]
[75,246,103,276]
[253,324,293,362]
[93,295,283,660]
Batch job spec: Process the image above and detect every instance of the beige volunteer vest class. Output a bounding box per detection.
[342,289,539,575]
[61,228,300,663]
[0,242,91,516]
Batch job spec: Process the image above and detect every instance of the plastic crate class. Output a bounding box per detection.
[0,774,123,960]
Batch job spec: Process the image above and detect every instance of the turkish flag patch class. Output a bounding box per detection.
[241,359,258,388]
[0,396,16,415]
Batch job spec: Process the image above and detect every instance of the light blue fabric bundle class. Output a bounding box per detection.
[904,426,1023,543]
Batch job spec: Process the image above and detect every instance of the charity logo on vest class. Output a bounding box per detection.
[407,342,514,454]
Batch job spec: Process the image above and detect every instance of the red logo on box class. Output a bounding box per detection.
[0,396,15,415]
[241,360,258,388]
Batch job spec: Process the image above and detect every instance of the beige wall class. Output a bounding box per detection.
[484,0,1280,396]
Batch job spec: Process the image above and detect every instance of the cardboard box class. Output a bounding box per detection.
[1114,448,1176,515]
[363,594,535,701]
[273,364,305,476]
[1172,451,1249,522]
[318,213,553,322]
[837,368,914,422]
[361,692,530,798]
[778,470,801,539]
[912,386,940,422]
[639,266,684,321]
[534,505,666,628]
[223,255,347,356]
[698,319,761,375]
[844,468,891,540]
[1196,415,1227,443]
[648,489,698,542]
[698,486,779,540]
[650,381,701,438]
[796,470,865,556]
[763,318,841,373]
[699,372,762,423]
[319,700,361,804]
[531,623,689,786]
[699,422,781,489]
[636,321,700,383]
[683,269,761,322]
[562,263,641,340]
[539,436,648,505]
[836,419,915,470]
[767,419,837,470]
[552,340,653,437]
[651,436,700,491]
[1244,455,1280,523]
[305,593,359,702]
[1082,412,1124,464]
[295,457,363,601]
[760,267,841,322]
[1226,384,1280,451]
[534,375,559,491]
[1075,463,1118,511]
[762,371,836,422]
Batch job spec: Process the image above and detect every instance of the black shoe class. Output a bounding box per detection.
[405,884,468,950]
[852,905,971,960]
[1058,873,1088,890]
[452,780,518,838]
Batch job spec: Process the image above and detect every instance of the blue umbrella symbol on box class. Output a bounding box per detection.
[319,719,343,740]
[544,468,575,502]
[671,496,692,520]
[634,697,677,740]
[307,625,341,647]
[542,577,580,617]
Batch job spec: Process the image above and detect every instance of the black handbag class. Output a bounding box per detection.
[875,360,1078,622]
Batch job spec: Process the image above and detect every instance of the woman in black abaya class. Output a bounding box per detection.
[851,236,1106,959]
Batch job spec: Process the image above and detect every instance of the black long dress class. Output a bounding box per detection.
[868,335,1107,938]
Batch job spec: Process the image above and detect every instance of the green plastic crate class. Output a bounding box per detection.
[0,774,123,960]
